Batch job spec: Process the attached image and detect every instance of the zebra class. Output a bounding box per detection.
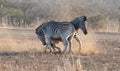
[35,23,61,53]
[35,15,87,53]
[41,21,76,53]
[70,15,87,50]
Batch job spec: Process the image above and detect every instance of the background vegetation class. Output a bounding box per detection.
[0,0,120,32]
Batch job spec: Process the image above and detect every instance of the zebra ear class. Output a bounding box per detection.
[82,15,87,21]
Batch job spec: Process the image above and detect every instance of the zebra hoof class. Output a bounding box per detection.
[43,48,52,54]
[46,49,50,52]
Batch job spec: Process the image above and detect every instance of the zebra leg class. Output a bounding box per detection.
[68,40,72,53]
[51,43,55,51]
[62,39,69,54]
[45,36,53,53]
[51,43,61,53]
[68,35,74,54]
[55,46,61,53]
[74,34,82,53]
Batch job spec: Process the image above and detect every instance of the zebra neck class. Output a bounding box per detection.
[71,21,79,31]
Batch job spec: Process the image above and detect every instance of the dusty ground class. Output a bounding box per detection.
[0,28,120,71]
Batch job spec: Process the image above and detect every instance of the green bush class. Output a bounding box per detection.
[5,8,24,18]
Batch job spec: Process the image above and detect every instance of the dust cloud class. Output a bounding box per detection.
[71,31,100,55]
[54,31,100,55]
[81,32,100,55]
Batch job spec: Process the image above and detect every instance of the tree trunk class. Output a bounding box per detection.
[0,17,2,26]
[118,18,120,32]
[118,22,120,32]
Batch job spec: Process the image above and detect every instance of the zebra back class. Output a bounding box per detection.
[42,21,75,39]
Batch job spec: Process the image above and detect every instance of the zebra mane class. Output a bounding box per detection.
[35,23,44,35]
[71,17,80,30]
[71,16,87,30]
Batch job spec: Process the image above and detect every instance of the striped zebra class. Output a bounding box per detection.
[37,21,76,53]
[35,22,61,53]
[35,15,87,53]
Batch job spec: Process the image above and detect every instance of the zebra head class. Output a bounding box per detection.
[38,35,46,45]
[35,25,46,45]
[78,15,87,35]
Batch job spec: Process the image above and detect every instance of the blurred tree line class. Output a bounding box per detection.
[0,0,62,27]
[0,0,41,27]
[0,0,120,32]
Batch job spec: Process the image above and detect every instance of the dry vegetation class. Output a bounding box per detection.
[0,0,120,71]
[0,0,120,32]
[0,29,120,71]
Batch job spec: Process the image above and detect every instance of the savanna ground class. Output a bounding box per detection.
[0,28,120,71]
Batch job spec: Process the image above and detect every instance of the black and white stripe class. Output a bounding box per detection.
[35,15,87,53]
[35,21,62,52]
[41,21,76,53]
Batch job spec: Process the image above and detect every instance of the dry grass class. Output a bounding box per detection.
[0,37,42,52]
[0,29,120,71]
[71,31,100,55]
